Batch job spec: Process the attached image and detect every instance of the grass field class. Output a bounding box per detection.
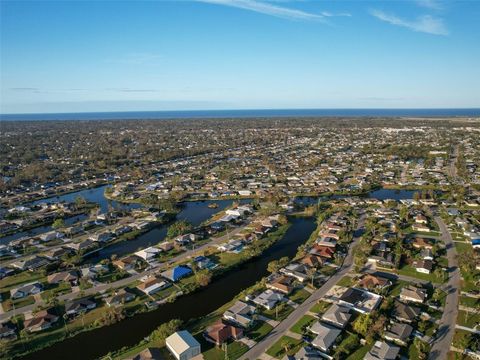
[289,288,311,304]
[248,321,273,342]
[290,315,316,334]
[266,336,304,359]
[309,300,331,314]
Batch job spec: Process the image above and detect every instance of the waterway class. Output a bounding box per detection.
[22,216,317,360]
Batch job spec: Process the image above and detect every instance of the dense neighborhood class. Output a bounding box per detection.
[0,117,479,360]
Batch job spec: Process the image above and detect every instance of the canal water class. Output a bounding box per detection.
[84,198,251,263]
[22,216,317,360]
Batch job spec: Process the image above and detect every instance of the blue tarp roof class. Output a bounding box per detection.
[172,265,192,281]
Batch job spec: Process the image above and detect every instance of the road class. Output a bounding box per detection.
[428,216,460,360]
[0,221,250,321]
[448,145,460,182]
[239,214,366,360]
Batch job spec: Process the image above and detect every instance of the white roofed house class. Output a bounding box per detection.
[223,301,256,328]
[39,231,63,242]
[251,289,284,310]
[321,304,352,329]
[166,330,201,360]
[309,322,342,353]
[134,246,161,262]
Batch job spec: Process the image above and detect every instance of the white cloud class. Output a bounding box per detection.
[416,0,443,10]
[370,9,448,35]
[321,11,351,17]
[198,0,325,21]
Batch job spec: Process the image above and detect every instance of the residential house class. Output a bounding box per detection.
[161,266,193,282]
[137,276,170,296]
[24,309,59,332]
[0,322,16,339]
[193,256,217,270]
[300,255,323,268]
[287,346,323,360]
[10,282,43,299]
[106,289,136,307]
[384,322,413,346]
[135,246,161,262]
[321,304,352,329]
[165,330,201,360]
[412,259,433,274]
[280,263,309,283]
[309,322,342,353]
[399,286,427,304]
[411,237,434,249]
[357,274,392,291]
[266,275,295,295]
[39,231,63,242]
[113,256,140,271]
[204,321,243,345]
[47,270,79,286]
[338,288,382,314]
[251,289,284,310]
[65,298,97,316]
[365,341,400,360]
[393,300,420,324]
[223,301,256,328]
[126,347,162,360]
[159,241,174,252]
[11,256,50,271]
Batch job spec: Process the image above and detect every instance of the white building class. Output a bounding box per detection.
[166,330,201,360]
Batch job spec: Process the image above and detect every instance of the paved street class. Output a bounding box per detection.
[428,216,460,360]
[239,214,366,360]
[0,221,250,321]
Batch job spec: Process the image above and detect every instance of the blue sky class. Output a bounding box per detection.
[1,0,479,113]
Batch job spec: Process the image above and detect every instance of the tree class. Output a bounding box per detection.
[196,270,212,287]
[52,218,65,229]
[150,319,183,343]
[413,338,429,359]
[167,220,192,238]
[267,257,289,273]
[352,314,373,337]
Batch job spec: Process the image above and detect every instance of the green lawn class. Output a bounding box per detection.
[40,282,72,301]
[0,272,46,291]
[290,315,315,334]
[289,288,311,304]
[389,280,410,297]
[336,276,355,287]
[247,321,273,341]
[197,335,249,360]
[260,304,294,322]
[309,300,331,314]
[455,242,472,254]
[459,296,479,308]
[398,265,444,283]
[346,344,371,360]
[266,336,304,359]
[2,295,35,311]
[457,310,480,328]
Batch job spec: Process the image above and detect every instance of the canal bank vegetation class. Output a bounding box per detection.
[0,220,292,359]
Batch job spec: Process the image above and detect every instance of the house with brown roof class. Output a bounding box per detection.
[357,274,392,291]
[309,245,335,260]
[301,254,323,268]
[204,321,243,345]
[24,309,59,332]
[47,270,79,286]
[411,237,434,250]
[267,275,295,294]
[113,255,140,271]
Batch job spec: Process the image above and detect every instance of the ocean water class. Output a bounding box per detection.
[1,108,479,121]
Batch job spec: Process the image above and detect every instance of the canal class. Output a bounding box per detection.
[23,216,317,360]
